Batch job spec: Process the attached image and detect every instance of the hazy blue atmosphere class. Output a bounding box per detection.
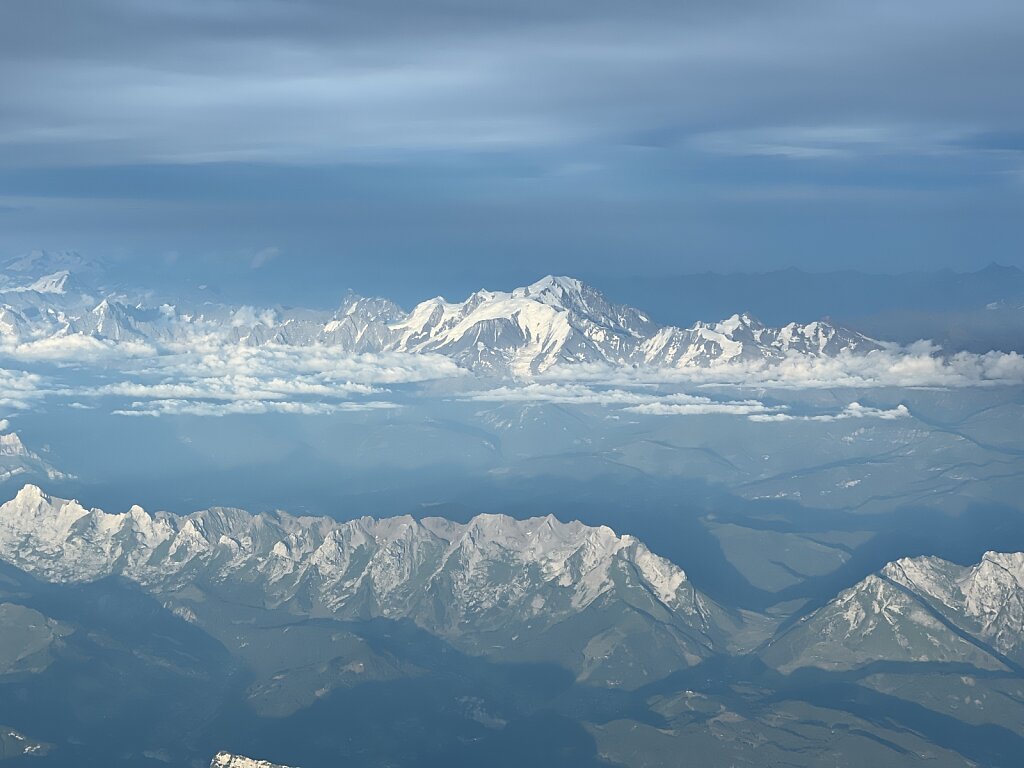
[2,0,1024,303]
[1,3,1023,768]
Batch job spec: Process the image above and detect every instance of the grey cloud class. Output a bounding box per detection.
[250,246,282,269]
[1,0,1022,166]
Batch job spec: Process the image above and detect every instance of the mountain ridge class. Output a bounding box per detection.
[762,550,1024,674]
[0,259,887,377]
[0,484,753,687]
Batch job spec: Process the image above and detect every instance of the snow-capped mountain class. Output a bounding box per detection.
[0,725,50,759]
[390,276,659,375]
[0,433,68,484]
[885,553,1024,663]
[0,254,882,377]
[211,753,295,768]
[641,313,879,368]
[5,270,75,295]
[762,552,1024,673]
[0,485,745,685]
[0,250,98,284]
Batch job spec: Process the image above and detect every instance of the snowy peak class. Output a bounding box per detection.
[1,250,93,277]
[25,270,72,295]
[514,274,586,300]
[642,313,879,368]
[0,485,696,614]
[764,551,1024,674]
[211,754,296,768]
[0,433,29,457]
[0,486,742,682]
[513,275,656,335]
[0,265,882,377]
[389,276,662,374]
[0,437,69,484]
[884,551,1024,661]
[0,250,104,300]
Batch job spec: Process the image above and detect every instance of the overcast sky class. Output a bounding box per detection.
[1,0,1022,300]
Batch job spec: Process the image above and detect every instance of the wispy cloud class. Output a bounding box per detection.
[249,246,282,269]
[689,125,975,160]
[2,326,1022,420]
[538,345,1024,389]
[464,382,776,417]
[749,402,910,423]
[113,398,399,417]
[0,367,48,409]
[1,335,156,363]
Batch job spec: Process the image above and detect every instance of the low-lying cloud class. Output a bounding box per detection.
[748,402,910,423]
[113,398,399,418]
[2,333,1022,421]
[541,344,1024,389]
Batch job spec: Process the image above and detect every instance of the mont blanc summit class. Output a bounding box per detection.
[0,253,883,378]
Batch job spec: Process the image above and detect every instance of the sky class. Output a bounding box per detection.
[1,0,1023,301]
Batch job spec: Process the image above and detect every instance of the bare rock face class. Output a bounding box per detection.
[762,551,1024,673]
[0,485,753,688]
[0,433,69,485]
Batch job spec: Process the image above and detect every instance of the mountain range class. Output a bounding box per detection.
[1,484,1023,766]
[0,433,67,485]
[2,484,1021,683]
[0,251,889,377]
[0,485,752,688]
[765,551,1024,674]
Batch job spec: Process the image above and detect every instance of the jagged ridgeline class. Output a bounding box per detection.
[0,485,754,688]
[0,251,880,377]
[2,485,1024,767]
[764,552,1024,674]
[212,753,295,768]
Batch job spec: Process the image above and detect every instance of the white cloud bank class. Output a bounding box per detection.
[113,399,400,418]
[0,368,47,410]
[1,335,156,363]
[462,382,916,423]
[465,382,777,417]
[748,402,910,423]
[540,344,1024,389]
[1,333,1021,419]
[1,336,467,417]
[76,342,465,416]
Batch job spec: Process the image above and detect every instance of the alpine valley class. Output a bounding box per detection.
[0,252,1022,767]
[0,485,1023,767]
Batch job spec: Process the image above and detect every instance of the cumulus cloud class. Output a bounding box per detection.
[1,323,467,416]
[465,381,779,417]
[540,345,1024,389]
[2,319,1022,421]
[79,341,465,416]
[1,335,156,363]
[748,403,911,423]
[464,382,663,407]
[151,340,465,385]
[249,246,282,269]
[0,367,47,409]
[625,401,777,417]
[462,381,924,423]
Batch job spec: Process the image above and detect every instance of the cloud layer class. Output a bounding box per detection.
[540,344,1024,389]
[1,333,1021,421]
[0,0,1021,279]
